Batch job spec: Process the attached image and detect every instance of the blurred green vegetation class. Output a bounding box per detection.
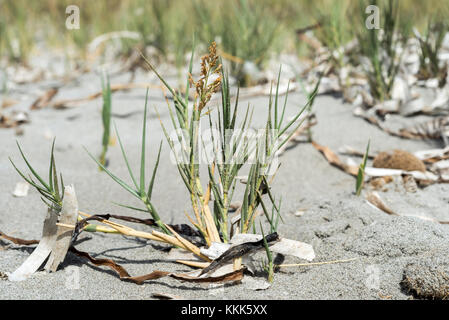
[1,0,448,72]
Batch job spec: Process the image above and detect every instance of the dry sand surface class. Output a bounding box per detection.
[1,69,449,300]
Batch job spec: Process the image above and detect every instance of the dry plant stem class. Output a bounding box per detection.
[277,257,358,268]
[205,162,228,241]
[176,260,210,269]
[49,83,163,109]
[161,43,222,245]
[163,224,210,261]
[159,81,218,247]
[76,212,209,261]
[242,176,264,233]
[233,228,242,271]
[202,204,221,243]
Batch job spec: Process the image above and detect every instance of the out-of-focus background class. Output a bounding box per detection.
[1,0,448,84]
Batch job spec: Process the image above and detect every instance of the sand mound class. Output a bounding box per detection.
[402,251,449,299]
[373,150,426,172]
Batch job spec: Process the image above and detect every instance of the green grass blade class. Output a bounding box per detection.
[147,141,162,201]
[140,89,149,196]
[15,141,50,191]
[140,53,187,119]
[259,221,273,262]
[113,202,150,213]
[52,152,59,202]
[113,121,138,190]
[274,66,281,128]
[84,146,140,199]
[9,157,49,194]
[100,73,112,167]
[185,35,196,108]
[356,140,370,196]
[48,138,55,191]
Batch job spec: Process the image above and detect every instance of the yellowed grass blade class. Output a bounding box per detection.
[176,260,210,269]
[164,224,211,261]
[202,204,221,243]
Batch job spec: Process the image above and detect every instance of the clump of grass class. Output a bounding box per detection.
[260,222,275,282]
[0,70,7,96]
[122,0,194,70]
[354,0,410,102]
[258,194,282,282]
[0,0,34,64]
[85,89,168,234]
[9,139,64,210]
[355,140,370,196]
[416,20,449,87]
[123,0,171,57]
[99,73,112,169]
[194,0,278,86]
[4,40,318,278]
[314,1,351,70]
[143,41,318,246]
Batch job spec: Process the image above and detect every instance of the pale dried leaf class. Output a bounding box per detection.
[364,167,438,181]
[366,192,397,216]
[271,238,315,261]
[414,147,449,160]
[200,242,231,260]
[167,248,199,261]
[12,182,29,197]
[8,206,59,281]
[241,277,271,291]
[312,141,358,176]
[152,292,185,300]
[294,209,306,217]
[231,234,315,261]
[45,185,79,272]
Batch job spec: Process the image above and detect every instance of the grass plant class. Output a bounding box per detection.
[354,0,409,102]
[194,0,278,86]
[142,42,319,246]
[99,73,112,169]
[314,1,350,70]
[1,0,447,71]
[416,20,449,86]
[355,140,370,196]
[85,90,169,234]
[9,139,64,210]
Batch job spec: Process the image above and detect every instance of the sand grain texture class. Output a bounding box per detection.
[1,69,449,299]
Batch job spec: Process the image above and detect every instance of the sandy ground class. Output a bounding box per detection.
[1,68,449,300]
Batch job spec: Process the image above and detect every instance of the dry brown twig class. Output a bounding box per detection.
[46,83,163,109]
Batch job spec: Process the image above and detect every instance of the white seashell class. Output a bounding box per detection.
[413,146,449,160]
[230,234,315,261]
[438,52,449,62]
[373,99,400,113]
[352,93,363,106]
[364,167,438,181]
[391,77,411,103]
[294,209,306,217]
[12,182,29,197]
[431,87,449,108]
[432,160,449,169]
[400,97,426,116]
[425,78,440,89]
